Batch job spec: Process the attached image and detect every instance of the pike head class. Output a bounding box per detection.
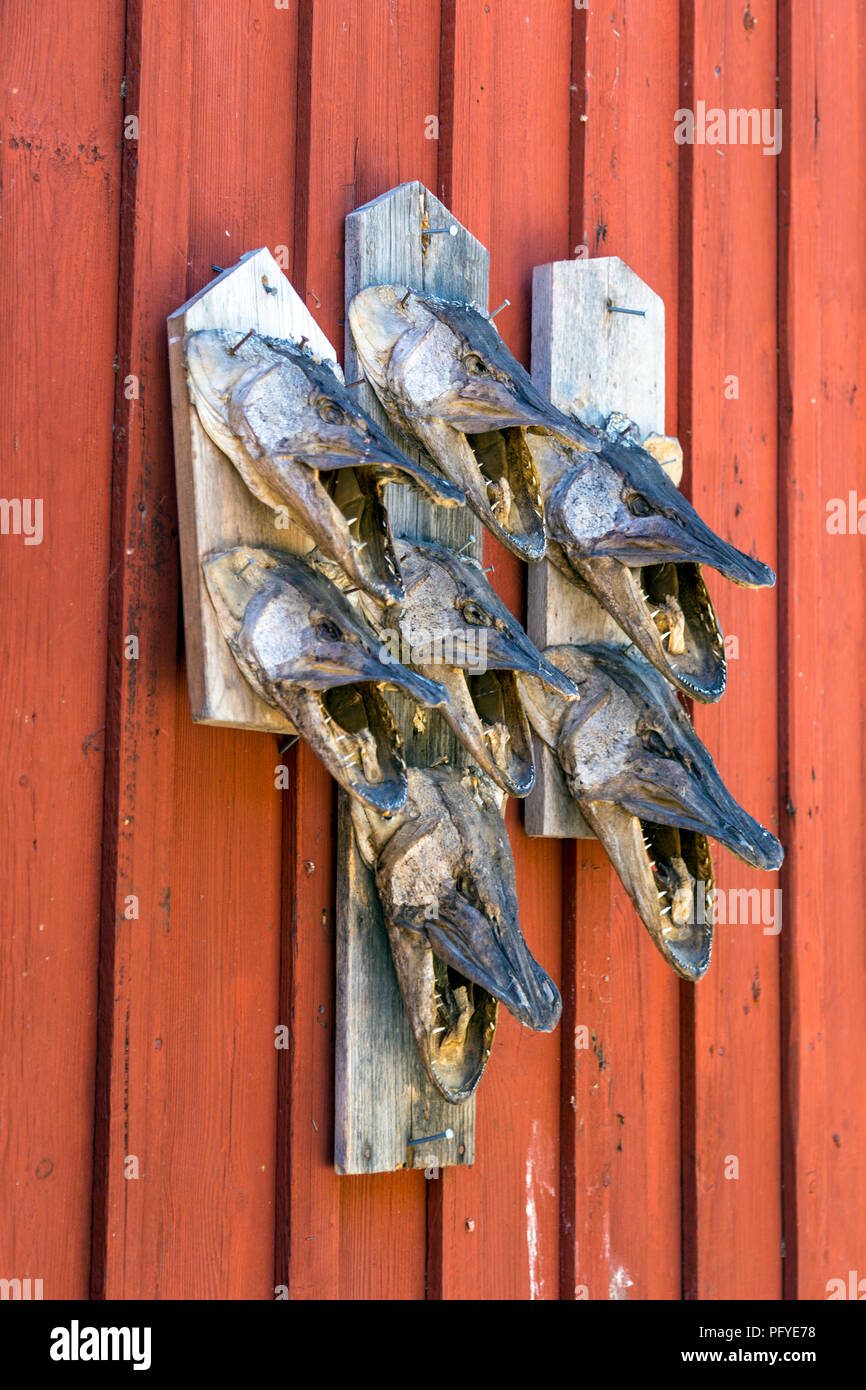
[185,329,464,605]
[539,427,775,702]
[362,537,579,796]
[352,765,561,1102]
[348,286,599,562]
[519,643,783,980]
[203,545,447,814]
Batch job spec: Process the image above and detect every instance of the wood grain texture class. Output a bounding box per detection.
[525,256,666,839]
[778,0,866,1300]
[559,0,683,1300]
[337,183,488,1175]
[680,0,782,1301]
[281,0,442,1296]
[335,793,475,1176]
[93,0,295,1299]
[168,248,326,732]
[433,0,573,1300]
[0,0,124,1299]
[1,0,859,1305]
[90,0,191,1299]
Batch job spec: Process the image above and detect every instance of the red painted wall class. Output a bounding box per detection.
[1,0,862,1300]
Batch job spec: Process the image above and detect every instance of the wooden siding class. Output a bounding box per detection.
[1,0,862,1299]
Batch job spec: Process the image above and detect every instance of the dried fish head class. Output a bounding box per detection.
[537,426,775,702]
[348,285,599,562]
[204,545,447,814]
[519,643,783,980]
[365,537,578,796]
[185,328,464,605]
[352,765,561,1101]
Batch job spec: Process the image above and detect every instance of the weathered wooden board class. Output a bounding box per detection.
[779,0,866,1302]
[525,256,666,838]
[94,1,298,1300]
[681,1,782,1301]
[780,0,866,1298]
[282,4,441,1296]
[167,248,332,733]
[335,182,489,1175]
[554,0,684,1303]
[0,0,125,1299]
[431,0,572,1300]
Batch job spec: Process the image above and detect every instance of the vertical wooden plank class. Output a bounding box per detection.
[167,248,326,732]
[94,0,295,1298]
[0,0,124,1298]
[91,0,190,1299]
[527,0,686,1302]
[281,0,441,1300]
[562,0,683,1300]
[681,0,782,1300]
[779,0,866,1299]
[564,2,685,1302]
[433,0,573,1301]
[525,256,667,839]
[336,183,487,1178]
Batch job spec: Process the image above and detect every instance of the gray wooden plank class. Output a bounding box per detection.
[336,183,490,1174]
[525,256,668,838]
[167,248,332,732]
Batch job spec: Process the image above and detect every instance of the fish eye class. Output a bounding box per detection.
[316,619,341,642]
[463,352,488,377]
[642,728,671,757]
[317,398,347,426]
[625,489,654,517]
[459,599,492,627]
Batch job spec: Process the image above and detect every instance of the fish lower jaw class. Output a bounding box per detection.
[292,685,408,813]
[639,821,715,961]
[467,494,546,560]
[631,566,727,701]
[427,961,498,1102]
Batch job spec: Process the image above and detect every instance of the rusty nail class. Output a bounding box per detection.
[228,328,256,356]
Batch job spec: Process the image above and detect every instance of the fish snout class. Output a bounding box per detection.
[715,807,784,872]
[429,893,561,1033]
[375,657,448,710]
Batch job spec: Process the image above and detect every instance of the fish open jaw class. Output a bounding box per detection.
[640,820,714,979]
[636,562,727,701]
[465,668,534,796]
[296,682,408,813]
[321,466,403,602]
[466,426,546,559]
[428,958,498,1102]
